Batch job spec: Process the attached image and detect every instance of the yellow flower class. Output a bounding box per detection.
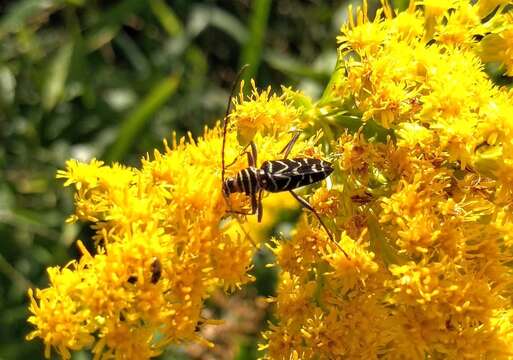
[27,271,95,360]
[337,2,387,56]
[28,1,513,359]
[246,191,299,243]
[322,230,379,291]
[231,79,302,144]
[264,1,513,358]
[476,0,512,17]
[433,3,481,46]
[28,126,259,358]
[310,188,342,218]
[385,258,513,358]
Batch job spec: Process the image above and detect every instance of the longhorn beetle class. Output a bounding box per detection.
[221,68,347,257]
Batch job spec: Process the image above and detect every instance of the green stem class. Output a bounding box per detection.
[0,251,33,290]
[239,0,272,89]
[104,73,181,162]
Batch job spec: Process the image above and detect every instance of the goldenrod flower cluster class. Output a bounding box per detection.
[25,80,316,359]
[261,1,513,359]
[27,1,513,359]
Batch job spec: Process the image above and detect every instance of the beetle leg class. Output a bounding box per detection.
[224,157,239,169]
[251,191,258,214]
[225,142,251,168]
[226,140,258,168]
[245,141,258,167]
[250,141,258,167]
[288,190,348,257]
[257,190,264,222]
[279,131,301,159]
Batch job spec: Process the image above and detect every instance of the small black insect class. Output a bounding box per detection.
[221,68,347,256]
[194,320,204,332]
[150,257,162,284]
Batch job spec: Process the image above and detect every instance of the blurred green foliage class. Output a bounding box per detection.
[0,1,401,358]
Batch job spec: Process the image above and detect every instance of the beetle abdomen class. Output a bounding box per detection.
[260,158,333,192]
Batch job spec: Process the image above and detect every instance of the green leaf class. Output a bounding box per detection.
[188,5,248,43]
[0,0,59,38]
[239,0,272,86]
[392,0,410,12]
[104,73,181,162]
[0,66,16,107]
[367,215,404,266]
[113,31,150,75]
[263,50,330,81]
[85,0,145,51]
[149,0,183,36]
[42,41,74,111]
[318,56,347,106]
[474,145,502,179]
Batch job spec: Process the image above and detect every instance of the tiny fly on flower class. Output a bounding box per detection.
[150,257,162,284]
[221,67,347,256]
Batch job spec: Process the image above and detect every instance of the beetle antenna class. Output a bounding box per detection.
[222,64,250,185]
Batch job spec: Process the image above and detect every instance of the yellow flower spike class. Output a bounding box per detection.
[262,2,513,358]
[422,0,459,40]
[390,7,425,41]
[433,3,482,46]
[92,322,162,360]
[211,222,255,291]
[28,121,267,358]
[246,192,299,243]
[231,79,301,145]
[274,272,317,320]
[265,271,397,359]
[26,271,96,360]
[385,258,513,358]
[56,158,105,189]
[477,0,512,17]
[272,217,339,279]
[322,231,379,292]
[310,188,342,218]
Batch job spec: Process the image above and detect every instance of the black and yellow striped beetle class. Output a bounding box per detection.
[220,68,347,256]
